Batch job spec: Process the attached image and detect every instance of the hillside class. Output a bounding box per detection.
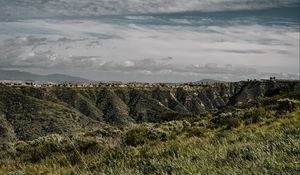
[0,80,299,174]
[0,80,299,142]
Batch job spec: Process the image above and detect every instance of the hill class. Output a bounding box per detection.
[0,80,299,174]
[0,80,299,141]
[0,69,93,83]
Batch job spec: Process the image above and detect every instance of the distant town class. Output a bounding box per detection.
[0,77,298,89]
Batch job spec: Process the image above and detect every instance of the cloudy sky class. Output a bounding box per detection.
[0,0,299,82]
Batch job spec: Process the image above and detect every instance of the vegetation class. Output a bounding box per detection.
[0,82,299,174]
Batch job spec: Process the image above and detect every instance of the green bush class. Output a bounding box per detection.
[187,126,205,137]
[162,113,198,122]
[226,117,242,129]
[243,107,268,124]
[75,138,103,154]
[65,151,85,166]
[211,112,243,129]
[125,126,148,146]
[158,120,191,133]
[276,98,300,115]
[125,126,169,146]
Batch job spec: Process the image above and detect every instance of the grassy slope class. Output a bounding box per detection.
[0,85,103,141]
[0,95,299,175]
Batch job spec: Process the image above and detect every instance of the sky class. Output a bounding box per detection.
[0,0,299,82]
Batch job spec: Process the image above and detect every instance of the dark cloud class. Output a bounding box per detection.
[220,49,266,54]
[160,57,173,61]
[0,0,298,20]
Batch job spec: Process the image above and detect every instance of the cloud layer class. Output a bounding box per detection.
[0,2,299,82]
[1,20,298,65]
[0,18,298,81]
[0,0,298,20]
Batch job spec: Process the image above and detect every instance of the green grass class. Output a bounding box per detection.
[1,115,299,174]
[0,98,299,174]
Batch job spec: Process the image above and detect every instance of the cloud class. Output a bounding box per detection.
[0,19,298,72]
[0,0,298,20]
[0,1,298,82]
[0,34,297,82]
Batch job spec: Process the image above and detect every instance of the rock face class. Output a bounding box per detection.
[0,80,299,142]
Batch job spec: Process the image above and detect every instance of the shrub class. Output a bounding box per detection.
[243,107,268,124]
[125,126,148,146]
[159,120,191,133]
[226,117,242,129]
[125,125,169,146]
[187,126,205,137]
[65,151,85,166]
[29,146,48,163]
[276,98,300,115]
[75,138,103,153]
[162,113,197,122]
[211,112,243,129]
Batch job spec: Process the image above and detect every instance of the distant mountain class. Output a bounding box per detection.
[0,69,94,83]
[193,79,225,85]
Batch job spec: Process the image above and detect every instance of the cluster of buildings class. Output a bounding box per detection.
[1,77,297,89]
[0,80,183,89]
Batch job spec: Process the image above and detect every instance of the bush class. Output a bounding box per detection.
[162,113,197,122]
[187,126,205,137]
[158,120,191,133]
[211,112,243,129]
[243,107,268,124]
[125,125,169,146]
[75,138,103,153]
[66,151,85,166]
[276,98,300,115]
[125,126,148,146]
[226,117,242,129]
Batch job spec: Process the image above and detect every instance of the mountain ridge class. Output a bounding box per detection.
[0,69,93,83]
